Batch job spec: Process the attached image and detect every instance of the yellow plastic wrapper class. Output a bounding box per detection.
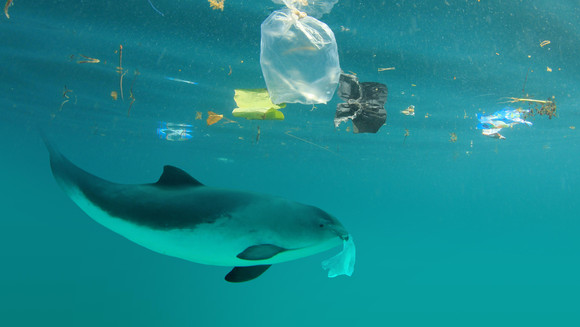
[232,89,285,120]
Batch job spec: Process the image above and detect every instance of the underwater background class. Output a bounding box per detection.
[1,0,579,325]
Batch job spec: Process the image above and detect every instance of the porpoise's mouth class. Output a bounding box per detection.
[340,234,349,241]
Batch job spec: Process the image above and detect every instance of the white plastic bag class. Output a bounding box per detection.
[322,236,356,278]
[260,7,340,104]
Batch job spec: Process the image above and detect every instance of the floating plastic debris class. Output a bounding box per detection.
[322,236,356,278]
[261,1,340,104]
[334,73,388,134]
[476,107,532,139]
[157,122,193,141]
[481,128,506,140]
[232,89,285,120]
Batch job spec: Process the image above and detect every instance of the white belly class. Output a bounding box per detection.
[67,188,340,267]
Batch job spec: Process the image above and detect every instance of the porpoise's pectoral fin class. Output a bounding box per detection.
[225,245,283,282]
[155,165,204,188]
[225,265,271,283]
[236,244,287,261]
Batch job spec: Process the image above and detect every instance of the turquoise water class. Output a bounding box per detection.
[1,0,580,325]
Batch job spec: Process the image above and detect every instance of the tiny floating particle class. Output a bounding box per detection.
[540,40,551,47]
[449,132,458,143]
[403,128,410,143]
[77,54,100,64]
[4,0,13,19]
[401,105,415,116]
[165,76,197,85]
[208,0,224,11]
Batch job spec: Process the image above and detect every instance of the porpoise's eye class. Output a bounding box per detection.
[319,224,324,228]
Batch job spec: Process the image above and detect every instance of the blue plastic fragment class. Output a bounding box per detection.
[476,107,532,139]
[157,122,193,141]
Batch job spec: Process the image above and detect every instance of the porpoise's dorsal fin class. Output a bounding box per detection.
[236,244,287,261]
[155,165,204,188]
[225,265,271,283]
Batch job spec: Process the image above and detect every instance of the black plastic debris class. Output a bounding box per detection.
[334,73,388,133]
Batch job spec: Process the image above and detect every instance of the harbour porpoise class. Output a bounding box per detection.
[44,140,350,282]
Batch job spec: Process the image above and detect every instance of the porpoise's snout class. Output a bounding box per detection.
[330,222,349,241]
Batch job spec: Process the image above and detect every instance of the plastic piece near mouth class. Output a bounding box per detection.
[322,236,355,278]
